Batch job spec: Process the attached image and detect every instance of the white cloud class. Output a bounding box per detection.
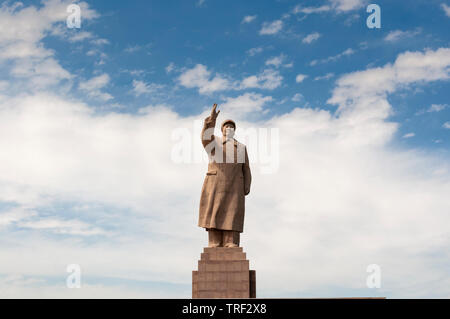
[441,3,450,17]
[79,74,110,91]
[265,54,286,67]
[242,15,257,23]
[132,80,165,97]
[247,47,264,56]
[125,45,141,53]
[124,43,151,54]
[292,0,365,14]
[85,49,108,66]
[328,48,450,145]
[296,74,308,83]
[0,208,36,228]
[91,38,110,46]
[329,0,367,12]
[239,69,283,90]
[402,132,415,138]
[177,64,231,94]
[302,32,321,44]
[68,31,93,42]
[314,73,335,81]
[166,62,176,73]
[292,5,331,14]
[0,81,8,91]
[416,104,449,115]
[0,273,189,298]
[259,20,283,35]
[18,218,107,236]
[292,93,303,102]
[0,0,98,89]
[2,48,450,295]
[79,74,113,101]
[122,69,146,77]
[384,29,421,42]
[443,121,450,129]
[310,48,355,66]
[276,97,289,105]
[178,64,283,93]
[218,93,273,117]
[0,0,98,61]
[11,57,72,88]
[428,104,448,112]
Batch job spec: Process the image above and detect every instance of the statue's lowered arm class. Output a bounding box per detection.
[243,147,251,196]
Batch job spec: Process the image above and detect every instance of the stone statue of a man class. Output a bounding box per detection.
[198,103,252,248]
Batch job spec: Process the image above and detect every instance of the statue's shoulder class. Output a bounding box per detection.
[233,139,247,149]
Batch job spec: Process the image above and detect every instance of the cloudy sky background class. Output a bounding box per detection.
[0,0,449,298]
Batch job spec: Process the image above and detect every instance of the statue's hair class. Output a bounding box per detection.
[221,119,236,130]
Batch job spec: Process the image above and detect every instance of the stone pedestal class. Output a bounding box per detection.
[192,247,256,298]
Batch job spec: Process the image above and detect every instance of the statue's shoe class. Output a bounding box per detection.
[224,243,238,248]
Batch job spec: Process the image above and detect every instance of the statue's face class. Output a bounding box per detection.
[222,123,235,138]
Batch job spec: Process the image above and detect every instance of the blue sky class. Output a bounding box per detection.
[0,0,449,298]
[38,0,449,143]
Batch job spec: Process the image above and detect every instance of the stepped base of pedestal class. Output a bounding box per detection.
[192,247,256,298]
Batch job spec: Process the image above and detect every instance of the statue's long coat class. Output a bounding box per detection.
[198,115,252,233]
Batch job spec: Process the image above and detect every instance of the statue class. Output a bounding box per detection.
[198,103,252,248]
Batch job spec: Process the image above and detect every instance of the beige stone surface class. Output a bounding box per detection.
[198,104,252,235]
[193,247,256,298]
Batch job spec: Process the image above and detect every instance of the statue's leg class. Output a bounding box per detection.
[207,228,223,247]
[223,230,240,247]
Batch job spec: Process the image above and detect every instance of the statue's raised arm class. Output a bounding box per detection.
[201,103,220,148]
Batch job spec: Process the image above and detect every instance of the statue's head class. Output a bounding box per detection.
[221,119,236,139]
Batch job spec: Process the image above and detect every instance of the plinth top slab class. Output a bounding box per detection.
[203,247,243,253]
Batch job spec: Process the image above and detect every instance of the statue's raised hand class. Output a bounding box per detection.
[210,103,220,120]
